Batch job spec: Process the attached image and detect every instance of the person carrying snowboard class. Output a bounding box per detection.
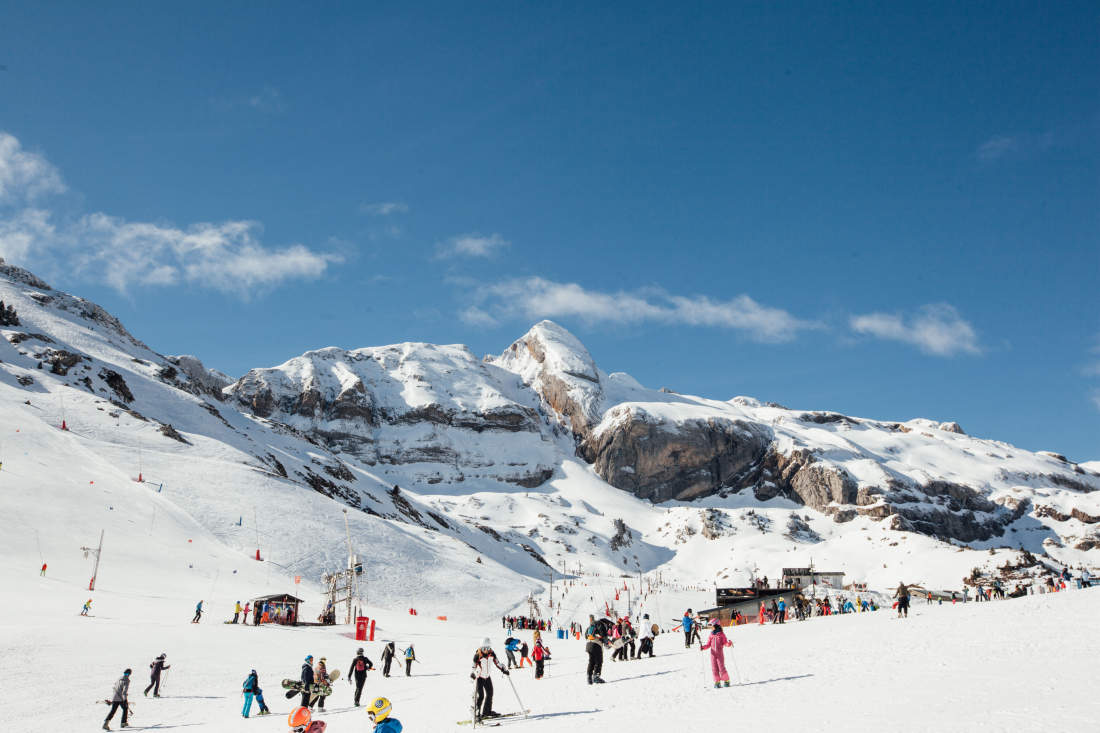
[366,696,403,732]
[192,600,203,623]
[313,657,329,711]
[144,653,169,697]
[299,655,315,708]
[102,668,131,730]
[348,647,374,706]
[701,619,733,688]
[380,641,396,677]
[242,669,271,717]
[532,630,550,679]
[81,598,93,616]
[471,638,509,721]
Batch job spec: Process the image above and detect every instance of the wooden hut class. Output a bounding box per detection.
[252,593,304,626]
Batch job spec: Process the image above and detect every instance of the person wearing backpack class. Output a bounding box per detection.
[241,669,271,717]
[403,644,415,676]
[532,631,550,679]
[348,647,374,706]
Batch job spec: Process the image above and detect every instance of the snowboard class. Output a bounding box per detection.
[281,678,333,699]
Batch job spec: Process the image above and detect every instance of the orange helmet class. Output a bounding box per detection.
[288,706,311,732]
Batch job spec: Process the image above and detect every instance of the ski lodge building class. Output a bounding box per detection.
[781,567,845,591]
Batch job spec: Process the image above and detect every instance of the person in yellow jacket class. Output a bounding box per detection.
[233,601,242,623]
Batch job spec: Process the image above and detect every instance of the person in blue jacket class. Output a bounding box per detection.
[776,598,787,624]
[367,696,403,732]
[682,609,694,648]
[504,636,521,668]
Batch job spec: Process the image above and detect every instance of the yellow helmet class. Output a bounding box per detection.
[366,697,392,722]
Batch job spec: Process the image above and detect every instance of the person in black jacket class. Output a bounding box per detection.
[380,642,396,677]
[300,655,315,708]
[347,647,374,706]
[144,653,170,697]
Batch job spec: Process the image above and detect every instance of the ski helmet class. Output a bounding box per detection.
[366,697,392,722]
[157,653,166,660]
[357,647,364,654]
[288,706,311,732]
[711,618,722,628]
[123,669,131,676]
[481,637,491,649]
[304,655,313,662]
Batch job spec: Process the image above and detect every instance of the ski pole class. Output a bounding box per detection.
[729,649,744,685]
[505,673,528,719]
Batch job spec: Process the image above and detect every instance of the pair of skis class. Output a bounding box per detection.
[462,673,528,727]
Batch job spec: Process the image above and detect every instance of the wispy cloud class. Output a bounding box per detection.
[360,201,409,216]
[463,276,819,342]
[0,130,339,297]
[1090,389,1100,413]
[0,133,65,203]
[850,304,981,356]
[436,233,509,259]
[246,85,286,113]
[976,135,1020,163]
[976,130,1058,164]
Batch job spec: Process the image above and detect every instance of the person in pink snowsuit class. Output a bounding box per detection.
[700,619,733,687]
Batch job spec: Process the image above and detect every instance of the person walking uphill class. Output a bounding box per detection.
[102,668,131,730]
[403,644,415,676]
[348,647,374,706]
[144,653,170,697]
[471,638,510,722]
[381,641,396,678]
[700,619,733,688]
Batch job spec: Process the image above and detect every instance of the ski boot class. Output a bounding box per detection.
[102,725,110,731]
[714,682,721,689]
[723,680,730,688]
[593,676,606,684]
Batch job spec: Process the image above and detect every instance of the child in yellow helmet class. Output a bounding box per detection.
[366,697,403,732]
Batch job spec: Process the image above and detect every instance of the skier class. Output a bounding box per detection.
[300,655,315,708]
[313,657,329,711]
[192,600,203,623]
[518,639,531,668]
[532,630,550,679]
[381,641,396,677]
[700,619,733,688]
[102,668,131,730]
[682,609,694,648]
[585,615,606,684]
[471,637,509,721]
[144,653,170,697]
[403,644,416,676]
[81,598,93,616]
[894,582,910,618]
[233,600,242,623]
[504,636,520,668]
[366,696,403,732]
[40,562,47,576]
[242,669,271,717]
[348,647,374,706]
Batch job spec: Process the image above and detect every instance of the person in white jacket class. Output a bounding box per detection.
[103,669,131,730]
[638,614,655,658]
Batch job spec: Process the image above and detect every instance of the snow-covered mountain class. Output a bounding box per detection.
[0,258,1096,622]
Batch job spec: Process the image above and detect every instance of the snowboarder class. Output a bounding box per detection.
[504,636,520,668]
[471,638,509,721]
[682,609,694,648]
[700,618,733,688]
[367,696,403,732]
[894,582,910,618]
[102,668,131,730]
[300,655,315,708]
[81,598,93,616]
[144,653,170,697]
[403,644,415,676]
[347,647,374,706]
[313,657,329,710]
[585,615,606,684]
[381,641,396,677]
[532,630,550,679]
[192,600,203,623]
[242,669,271,717]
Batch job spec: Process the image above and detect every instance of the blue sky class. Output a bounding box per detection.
[1,1,1097,459]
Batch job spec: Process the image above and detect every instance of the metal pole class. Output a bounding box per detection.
[89,529,104,590]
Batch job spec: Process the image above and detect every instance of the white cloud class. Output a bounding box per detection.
[976,135,1019,162]
[0,133,65,203]
[466,277,818,342]
[0,130,339,297]
[850,304,981,356]
[1091,389,1100,412]
[436,233,509,259]
[360,201,408,216]
[246,85,286,113]
[459,306,499,327]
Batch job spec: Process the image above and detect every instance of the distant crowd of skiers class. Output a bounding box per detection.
[502,614,552,632]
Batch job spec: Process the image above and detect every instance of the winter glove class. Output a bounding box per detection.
[503,670,510,676]
[470,673,475,680]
